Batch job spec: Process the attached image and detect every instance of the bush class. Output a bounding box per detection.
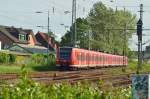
[15,55,30,65]
[31,54,56,66]
[0,53,10,63]
[9,54,16,63]
[0,52,17,64]
[0,52,56,67]
[31,54,47,65]
[0,67,132,99]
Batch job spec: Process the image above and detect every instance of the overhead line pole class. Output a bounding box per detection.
[140,4,144,65]
[71,0,74,46]
[72,0,77,47]
[47,10,50,65]
[137,4,144,74]
[35,10,50,65]
[123,7,126,67]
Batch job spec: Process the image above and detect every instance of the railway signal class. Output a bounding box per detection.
[137,19,143,38]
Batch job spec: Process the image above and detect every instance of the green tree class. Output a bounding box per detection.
[60,18,90,49]
[88,2,136,54]
[60,2,136,56]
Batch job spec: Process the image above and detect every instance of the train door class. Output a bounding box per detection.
[86,52,89,67]
[84,52,86,67]
[100,53,103,66]
[90,53,93,66]
[80,52,83,67]
[93,53,95,67]
[106,55,108,66]
[56,47,60,67]
[77,52,81,67]
[82,52,85,67]
[93,54,95,66]
[89,53,91,66]
[101,54,103,66]
[108,55,110,66]
[76,51,79,66]
[97,54,99,66]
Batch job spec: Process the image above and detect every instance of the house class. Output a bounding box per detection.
[0,25,36,49]
[35,32,58,52]
[8,44,49,54]
[0,25,49,54]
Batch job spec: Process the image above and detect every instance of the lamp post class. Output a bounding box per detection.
[36,10,50,65]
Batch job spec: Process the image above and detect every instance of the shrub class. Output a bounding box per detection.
[0,52,10,63]
[9,54,16,63]
[31,54,47,65]
[31,54,56,66]
[0,67,132,99]
[0,52,56,66]
[15,55,31,65]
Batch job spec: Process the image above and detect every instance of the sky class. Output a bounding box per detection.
[0,0,150,51]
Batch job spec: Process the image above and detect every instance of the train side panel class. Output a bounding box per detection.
[57,47,128,69]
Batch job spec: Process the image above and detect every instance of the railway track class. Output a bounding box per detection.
[0,68,134,88]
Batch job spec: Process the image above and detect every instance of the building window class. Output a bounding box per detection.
[19,34,26,41]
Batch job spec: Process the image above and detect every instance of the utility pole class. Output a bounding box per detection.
[72,0,77,47]
[88,30,91,50]
[123,7,127,70]
[140,4,144,64]
[123,24,127,67]
[35,10,50,65]
[137,4,143,74]
[47,10,50,65]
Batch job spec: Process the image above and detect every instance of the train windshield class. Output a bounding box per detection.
[60,48,72,60]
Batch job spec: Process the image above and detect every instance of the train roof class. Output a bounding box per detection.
[59,47,125,57]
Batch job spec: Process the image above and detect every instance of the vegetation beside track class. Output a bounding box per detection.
[127,60,150,73]
[0,68,132,99]
[0,82,132,99]
[0,60,150,74]
[0,65,57,73]
[0,60,149,98]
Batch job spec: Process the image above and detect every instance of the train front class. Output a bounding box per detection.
[56,47,72,70]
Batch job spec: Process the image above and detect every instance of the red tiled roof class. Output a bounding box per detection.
[36,32,53,47]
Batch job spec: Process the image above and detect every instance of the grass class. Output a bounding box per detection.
[127,60,150,73]
[0,64,58,73]
[0,60,150,73]
[0,65,21,73]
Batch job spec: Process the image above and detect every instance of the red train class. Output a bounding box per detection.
[56,47,128,70]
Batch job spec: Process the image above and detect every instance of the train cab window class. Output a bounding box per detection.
[60,48,72,60]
